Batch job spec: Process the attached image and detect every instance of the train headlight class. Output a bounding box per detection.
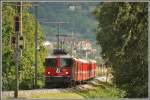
[48,72,50,75]
[66,72,68,75]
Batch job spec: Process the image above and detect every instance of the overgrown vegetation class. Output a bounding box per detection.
[93,2,148,98]
[2,3,47,90]
[76,83,125,98]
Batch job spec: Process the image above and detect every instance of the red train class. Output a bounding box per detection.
[44,50,96,87]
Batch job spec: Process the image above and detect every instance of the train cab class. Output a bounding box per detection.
[44,54,73,87]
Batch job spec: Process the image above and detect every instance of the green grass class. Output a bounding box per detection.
[31,92,84,99]
[30,83,125,99]
[75,83,126,98]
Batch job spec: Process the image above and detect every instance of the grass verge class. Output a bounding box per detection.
[30,82,125,99]
[31,92,84,99]
[75,82,126,98]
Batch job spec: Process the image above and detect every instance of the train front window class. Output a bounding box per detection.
[45,58,73,67]
[45,58,55,67]
[61,58,73,67]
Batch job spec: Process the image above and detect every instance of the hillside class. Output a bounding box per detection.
[29,2,98,42]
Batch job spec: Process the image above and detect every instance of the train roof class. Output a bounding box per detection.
[46,54,72,59]
[73,58,89,63]
[89,59,97,63]
[78,59,89,63]
[73,58,96,63]
[46,55,96,63]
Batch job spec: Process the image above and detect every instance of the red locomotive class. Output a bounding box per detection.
[44,49,96,87]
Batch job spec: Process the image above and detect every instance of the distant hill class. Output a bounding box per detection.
[29,2,98,42]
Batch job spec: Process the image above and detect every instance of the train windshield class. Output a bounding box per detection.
[45,58,73,67]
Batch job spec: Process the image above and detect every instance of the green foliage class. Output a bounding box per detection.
[36,80,44,89]
[2,4,16,91]
[93,2,148,98]
[2,3,47,90]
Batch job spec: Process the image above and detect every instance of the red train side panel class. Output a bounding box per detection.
[72,58,96,82]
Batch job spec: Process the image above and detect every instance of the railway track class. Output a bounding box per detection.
[2,76,108,99]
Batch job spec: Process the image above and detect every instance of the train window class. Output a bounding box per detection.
[45,58,55,67]
[45,58,73,67]
[61,58,73,67]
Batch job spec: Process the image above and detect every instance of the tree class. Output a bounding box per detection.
[93,2,148,98]
[2,3,47,90]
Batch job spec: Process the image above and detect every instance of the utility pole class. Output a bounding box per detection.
[57,23,60,49]
[85,50,88,60]
[0,1,2,100]
[14,2,22,98]
[54,22,69,50]
[34,3,38,89]
[56,34,71,51]
[14,22,19,98]
[71,32,74,56]
[20,1,23,57]
[39,21,69,50]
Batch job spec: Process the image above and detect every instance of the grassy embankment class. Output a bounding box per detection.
[31,82,125,99]
[75,82,125,98]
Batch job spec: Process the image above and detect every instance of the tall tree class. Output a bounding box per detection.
[2,3,47,90]
[93,2,148,98]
